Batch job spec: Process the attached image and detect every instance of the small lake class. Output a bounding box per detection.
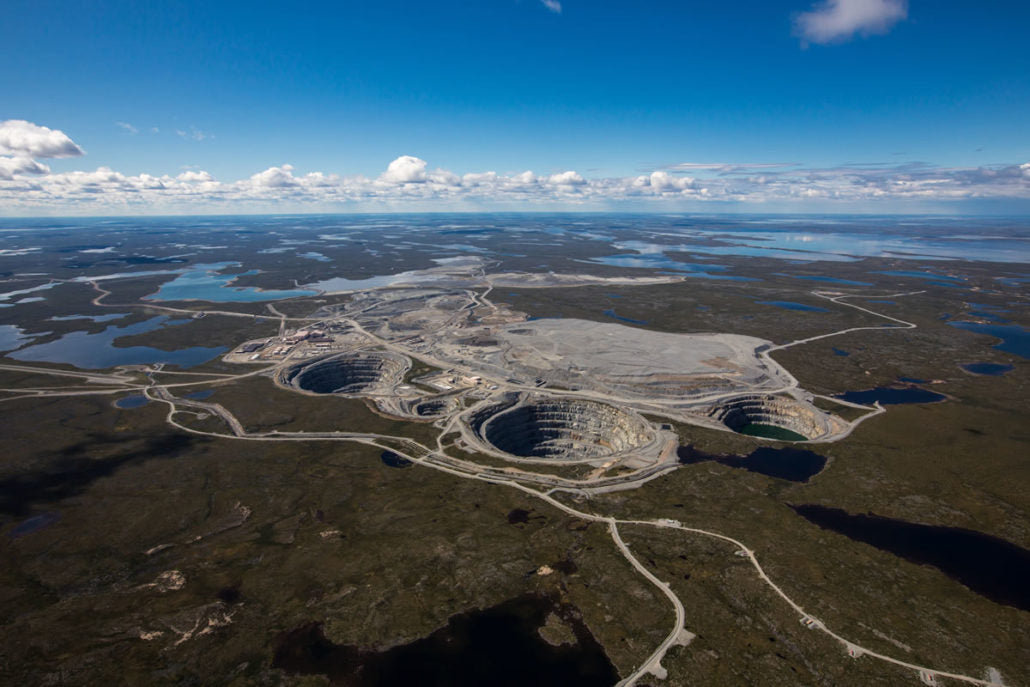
[755,301,829,313]
[961,363,1013,376]
[835,387,946,405]
[791,505,1030,612]
[273,594,618,687]
[10,316,226,369]
[874,270,964,282]
[679,444,826,482]
[380,451,413,468]
[947,321,1030,359]
[586,253,756,281]
[115,394,150,409]
[603,309,648,325]
[786,275,873,286]
[146,262,317,302]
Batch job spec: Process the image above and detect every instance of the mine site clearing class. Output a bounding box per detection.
[219,270,891,474]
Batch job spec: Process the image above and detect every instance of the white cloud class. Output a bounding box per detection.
[250,164,298,188]
[0,156,50,180]
[176,127,210,141]
[0,120,84,158]
[177,170,214,182]
[794,0,907,44]
[540,0,562,13]
[380,155,428,184]
[548,170,585,185]
[0,150,1027,214]
[115,121,138,135]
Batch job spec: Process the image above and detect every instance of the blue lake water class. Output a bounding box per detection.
[585,252,757,281]
[832,347,849,356]
[618,229,1030,263]
[755,301,829,312]
[185,389,214,400]
[603,309,648,325]
[789,275,873,286]
[874,270,964,282]
[115,394,150,409]
[146,262,317,302]
[0,324,38,352]
[947,321,1030,359]
[961,363,1013,376]
[679,444,827,482]
[10,316,226,369]
[968,310,1010,323]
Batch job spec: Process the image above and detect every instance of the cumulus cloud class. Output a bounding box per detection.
[115,121,138,135]
[177,170,214,182]
[0,156,50,180]
[0,150,1027,213]
[548,170,585,185]
[540,0,562,13]
[380,155,428,184]
[0,120,84,158]
[794,0,907,44]
[250,164,298,188]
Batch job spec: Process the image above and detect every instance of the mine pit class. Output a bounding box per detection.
[709,394,842,441]
[481,399,651,460]
[284,351,409,395]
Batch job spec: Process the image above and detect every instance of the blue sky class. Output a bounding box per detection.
[1,0,1028,214]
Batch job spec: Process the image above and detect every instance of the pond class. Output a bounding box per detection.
[380,451,413,469]
[960,363,1013,376]
[755,301,829,313]
[679,444,826,482]
[115,394,150,409]
[602,309,648,325]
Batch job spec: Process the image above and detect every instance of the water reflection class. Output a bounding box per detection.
[146,262,317,302]
[948,321,1030,359]
[679,444,826,482]
[10,316,225,369]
